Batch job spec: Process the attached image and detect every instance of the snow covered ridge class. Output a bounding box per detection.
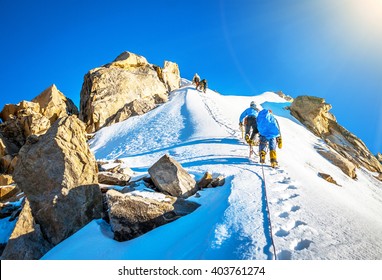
[40,86,382,260]
[1,74,382,260]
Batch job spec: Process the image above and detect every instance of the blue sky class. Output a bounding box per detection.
[1,0,381,154]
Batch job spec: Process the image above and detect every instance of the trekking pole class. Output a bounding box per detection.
[240,124,244,139]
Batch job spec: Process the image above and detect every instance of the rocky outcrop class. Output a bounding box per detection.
[79,51,180,133]
[275,91,294,102]
[148,154,197,198]
[1,199,52,260]
[290,96,382,176]
[13,115,102,246]
[32,84,79,124]
[0,85,78,175]
[106,189,199,241]
[162,61,181,92]
[0,101,50,148]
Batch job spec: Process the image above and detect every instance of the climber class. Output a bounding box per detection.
[192,73,200,87]
[256,109,282,168]
[197,79,208,93]
[239,101,260,145]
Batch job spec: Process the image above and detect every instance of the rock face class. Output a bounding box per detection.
[148,154,197,198]
[13,115,102,246]
[106,189,199,241]
[1,199,52,260]
[376,153,382,164]
[290,96,382,176]
[79,51,181,133]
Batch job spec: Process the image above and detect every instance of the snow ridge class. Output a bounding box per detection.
[42,86,382,260]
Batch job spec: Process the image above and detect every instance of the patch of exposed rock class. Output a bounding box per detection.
[79,51,181,133]
[290,95,382,177]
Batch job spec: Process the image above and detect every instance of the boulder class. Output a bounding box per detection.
[1,199,52,260]
[148,154,197,198]
[290,95,382,175]
[79,51,180,133]
[13,115,102,246]
[197,172,213,189]
[211,175,226,187]
[98,171,131,186]
[106,189,199,241]
[32,84,79,124]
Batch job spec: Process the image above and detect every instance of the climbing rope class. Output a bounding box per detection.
[260,146,278,260]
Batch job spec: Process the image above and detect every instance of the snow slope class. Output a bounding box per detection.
[42,82,382,260]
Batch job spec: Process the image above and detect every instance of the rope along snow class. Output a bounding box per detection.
[261,162,278,260]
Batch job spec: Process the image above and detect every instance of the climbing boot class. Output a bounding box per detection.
[245,134,250,144]
[270,150,278,168]
[260,151,266,163]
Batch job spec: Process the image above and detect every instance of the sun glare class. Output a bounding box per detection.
[347,0,382,31]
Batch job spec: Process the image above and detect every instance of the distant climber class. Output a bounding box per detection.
[192,73,200,87]
[197,79,208,93]
[239,101,260,145]
[256,109,282,168]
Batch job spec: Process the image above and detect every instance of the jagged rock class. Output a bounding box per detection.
[148,154,197,198]
[13,115,102,246]
[318,150,357,179]
[0,174,14,186]
[0,154,18,174]
[1,199,52,260]
[106,189,199,241]
[211,175,226,187]
[275,91,294,102]
[197,172,213,189]
[0,101,51,149]
[318,172,340,186]
[0,85,77,159]
[0,185,21,203]
[290,95,382,175]
[32,84,79,124]
[98,171,131,186]
[79,51,180,133]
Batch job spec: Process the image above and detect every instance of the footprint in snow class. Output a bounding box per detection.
[291,239,313,251]
[277,250,292,260]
